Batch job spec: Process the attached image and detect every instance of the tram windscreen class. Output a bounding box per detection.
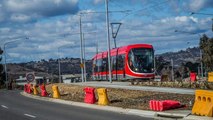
[128,48,154,73]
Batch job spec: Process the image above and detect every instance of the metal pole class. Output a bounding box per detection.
[79,15,84,82]
[58,48,61,83]
[200,50,203,79]
[105,0,112,83]
[83,33,87,82]
[111,23,122,48]
[3,45,8,89]
[96,34,98,54]
[171,59,174,81]
[198,66,200,78]
[212,18,213,32]
[154,53,156,74]
[113,38,116,48]
[3,37,29,89]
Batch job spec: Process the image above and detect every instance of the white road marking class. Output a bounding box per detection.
[24,114,36,118]
[1,105,8,109]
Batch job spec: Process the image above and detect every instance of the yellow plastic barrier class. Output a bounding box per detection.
[192,90,213,117]
[52,85,60,99]
[208,72,213,82]
[33,85,38,95]
[97,88,109,105]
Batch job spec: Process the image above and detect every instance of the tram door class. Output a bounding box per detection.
[116,54,125,80]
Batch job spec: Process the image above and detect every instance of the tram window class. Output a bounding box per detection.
[93,60,97,72]
[102,58,108,72]
[97,59,103,72]
[111,56,116,70]
[128,48,154,73]
[117,54,125,70]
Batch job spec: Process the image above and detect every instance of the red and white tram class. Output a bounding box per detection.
[92,44,155,80]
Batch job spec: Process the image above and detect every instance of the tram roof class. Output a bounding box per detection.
[92,44,153,60]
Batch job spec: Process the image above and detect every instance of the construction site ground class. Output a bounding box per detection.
[45,83,194,110]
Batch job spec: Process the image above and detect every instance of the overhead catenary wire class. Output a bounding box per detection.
[109,0,127,10]
[80,10,131,14]
[117,0,170,21]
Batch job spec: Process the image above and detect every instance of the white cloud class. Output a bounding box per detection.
[0,0,79,23]
[8,53,20,58]
[189,0,205,11]
[2,13,211,63]
[10,13,31,22]
[0,27,11,33]
[93,0,104,5]
[189,0,213,11]
[0,0,212,63]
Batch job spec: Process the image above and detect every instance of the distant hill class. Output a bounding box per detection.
[7,58,92,79]
[156,47,200,66]
[7,47,200,79]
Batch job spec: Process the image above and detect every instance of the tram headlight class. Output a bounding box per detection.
[151,68,154,72]
[135,68,138,72]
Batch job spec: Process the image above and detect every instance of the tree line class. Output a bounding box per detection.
[200,34,213,72]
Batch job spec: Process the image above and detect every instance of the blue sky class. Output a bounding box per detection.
[0,0,212,63]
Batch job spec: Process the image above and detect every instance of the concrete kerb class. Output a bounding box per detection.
[184,115,213,120]
[155,111,189,119]
[20,92,129,114]
[20,91,199,119]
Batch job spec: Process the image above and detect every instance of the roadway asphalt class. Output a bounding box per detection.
[0,90,153,120]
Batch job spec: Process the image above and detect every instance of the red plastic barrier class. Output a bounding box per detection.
[190,72,197,82]
[163,100,181,109]
[84,87,96,104]
[149,100,181,111]
[24,84,28,93]
[26,84,32,94]
[40,84,48,97]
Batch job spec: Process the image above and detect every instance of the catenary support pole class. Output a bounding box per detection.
[105,0,112,83]
[83,33,87,82]
[58,48,61,83]
[171,59,174,81]
[200,50,203,79]
[79,15,84,82]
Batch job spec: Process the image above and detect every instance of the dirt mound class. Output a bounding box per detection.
[45,83,194,110]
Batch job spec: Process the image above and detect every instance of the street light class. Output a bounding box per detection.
[190,12,213,32]
[3,36,29,89]
[174,30,198,35]
[110,22,122,48]
[174,30,204,79]
[190,12,213,16]
[58,45,73,83]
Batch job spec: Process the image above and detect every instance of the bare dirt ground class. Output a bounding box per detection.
[132,81,213,90]
[45,83,194,110]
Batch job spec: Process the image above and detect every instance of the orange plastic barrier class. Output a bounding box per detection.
[52,85,60,99]
[208,72,213,82]
[33,85,38,95]
[192,90,213,117]
[97,88,109,105]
